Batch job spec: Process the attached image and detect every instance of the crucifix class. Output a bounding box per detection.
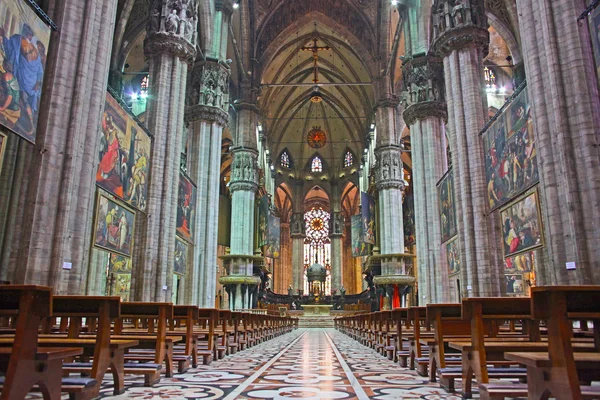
[301,37,331,84]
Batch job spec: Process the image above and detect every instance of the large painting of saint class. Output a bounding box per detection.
[446,237,461,275]
[483,88,538,210]
[500,190,543,258]
[361,192,375,244]
[96,93,151,212]
[176,171,196,242]
[438,169,457,243]
[174,237,188,275]
[0,0,51,143]
[94,193,135,257]
[351,214,368,257]
[264,215,281,259]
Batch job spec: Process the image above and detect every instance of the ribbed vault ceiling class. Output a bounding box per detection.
[259,21,374,173]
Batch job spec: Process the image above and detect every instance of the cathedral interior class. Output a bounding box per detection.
[0,0,599,398]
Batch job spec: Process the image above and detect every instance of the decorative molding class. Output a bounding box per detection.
[144,32,196,63]
[401,54,448,125]
[374,146,405,191]
[185,104,230,126]
[186,60,231,112]
[431,0,489,57]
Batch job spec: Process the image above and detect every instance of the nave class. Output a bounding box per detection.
[69,329,466,400]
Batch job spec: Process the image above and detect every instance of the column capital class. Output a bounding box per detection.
[186,58,231,119]
[374,145,405,191]
[215,0,235,16]
[329,212,344,237]
[232,100,260,114]
[185,105,229,126]
[401,54,448,125]
[229,148,259,193]
[431,0,489,57]
[145,0,199,63]
[290,213,306,237]
[376,95,401,110]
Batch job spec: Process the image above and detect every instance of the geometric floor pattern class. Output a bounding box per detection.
[93,328,466,399]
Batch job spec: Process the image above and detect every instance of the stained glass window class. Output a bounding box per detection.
[280,151,290,168]
[303,207,332,295]
[344,151,353,168]
[140,75,149,93]
[311,156,323,173]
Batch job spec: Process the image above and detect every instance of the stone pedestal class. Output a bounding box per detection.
[218,255,261,310]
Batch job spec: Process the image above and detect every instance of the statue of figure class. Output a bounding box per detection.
[340,286,346,297]
[288,285,293,297]
[165,9,180,34]
[334,214,342,233]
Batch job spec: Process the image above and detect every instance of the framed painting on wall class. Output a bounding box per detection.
[0,0,51,143]
[438,169,457,243]
[96,93,152,212]
[505,274,524,295]
[174,237,188,275]
[446,237,461,276]
[504,251,534,274]
[351,214,368,257]
[109,253,132,273]
[500,189,543,258]
[176,171,197,242]
[361,192,376,244]
[93,192,136,257]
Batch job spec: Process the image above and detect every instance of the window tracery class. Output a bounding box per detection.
[311,156,323,173]
[344,151,353,168]
[280,151,290,168]
[303,207,331,295]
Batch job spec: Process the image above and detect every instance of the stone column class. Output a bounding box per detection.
[401,54,449,303]
[290,212,306,292]
[185,59,230,307]
[431,0,502,297]
[137,0,198,301]
[515,0,600,284]
[0,0,117,292]
[330,212,344,292]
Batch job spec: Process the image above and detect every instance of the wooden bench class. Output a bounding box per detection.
[0,285,88,400]
[500,286,600,400]
[194,308,217,365]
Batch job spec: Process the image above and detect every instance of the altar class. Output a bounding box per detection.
[302,304,333,316]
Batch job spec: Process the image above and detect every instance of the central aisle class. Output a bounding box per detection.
[99,329,461,399]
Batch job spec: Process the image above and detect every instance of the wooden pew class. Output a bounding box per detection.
[114,302,183,383]
[498,286,600,400]
[0,285,87,400]
[194,308,217,365]
[171,305,200,368]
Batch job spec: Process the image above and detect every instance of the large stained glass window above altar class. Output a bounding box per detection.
[304,207,331,295]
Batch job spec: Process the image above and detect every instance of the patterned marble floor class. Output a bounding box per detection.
[88,328,468,399]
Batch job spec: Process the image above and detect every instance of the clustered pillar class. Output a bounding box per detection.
[431,0,503,297]
[401,54,449,303]
[136,0,198,302]
[290,212,306,293]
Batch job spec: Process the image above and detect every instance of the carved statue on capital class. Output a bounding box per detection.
[187,61,231,112]
[329,212,344,236]
[290,213,306,236]
[145,0,199,62]
[431,0,488,57]
[401,55,448,125]
[374,146,405,191]
[229,149,259,192]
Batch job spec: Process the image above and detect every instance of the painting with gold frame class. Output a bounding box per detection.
[446,237,461,276]
[93,191,136,257]
[0,131,6,175]
[174,236,188,275]
[500,188,543,258]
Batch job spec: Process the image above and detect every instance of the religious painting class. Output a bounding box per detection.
[438,169,457,243]
[0,0,51,143]
[504,251,534,274]
[176,171,196,242]
[258,195,269,247]
[446,237,461,276]
[264,215,281,259]
[174,237,188,275]
[109,254,132,273]
[361,192,375,244]
[589,6,600,86]
[403,194,416,246]
[96,93,152,212]
[0,130,6,175]
[115,273,132,301]
[93,193,135,257]
[500,189,543,258]
[483,88,538,211]
[505,274,524,295]
[351,214,368,257]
